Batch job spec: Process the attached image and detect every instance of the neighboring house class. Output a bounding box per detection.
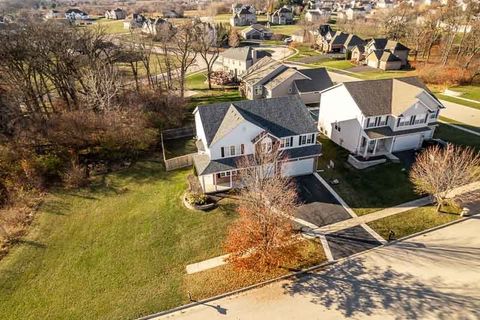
[45,9,61,19]
[292,29,308,43]
[213,46,271,78]
[268,6,294,25]
[230,4,257,26]
[305,8,331,22]
[345,7,366,20]
[142,17,169,35]
[193,96,322,193]
[364,38,410,69]
[318,77,444,159]
[163,10,181,18]
[241,24,273,40]
[242,57,333,104]
[376,0,394,8]
[351,45,365,63]
[124,13,147,29]
[105,8,126,20]
[65,8,89,20]
[320,31,365,53]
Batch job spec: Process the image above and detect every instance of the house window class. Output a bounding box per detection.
[281,137,291,148]
[334,123,341,132]
[299,135,307,146]
[430,109,439,119]
[254,85,263,96]
[219,172,230,178]
[221,147,225,158]
[230,146,236,156]
[240,144,245,154]
[307,133,315,143]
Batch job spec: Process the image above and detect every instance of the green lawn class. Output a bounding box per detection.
[352,69,414,80]
[449,85,480,101]
[0,162,238,320]
[439,117,480,134]
[163,137,197,159]
[92,18,128,34]
[318,136,418,216]
[288,44,320,62]
[434,123,480,151]
[436,93,480,111]
[367,205,461,240]
[269,23,302,36]
[310,59,355,70]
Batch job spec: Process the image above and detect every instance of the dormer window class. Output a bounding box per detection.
[261,137,273,153]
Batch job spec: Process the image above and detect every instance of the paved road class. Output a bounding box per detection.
[158,217,480,320]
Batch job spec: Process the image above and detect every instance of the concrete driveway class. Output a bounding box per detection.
[293,175,352,228]
[156,217,480,320]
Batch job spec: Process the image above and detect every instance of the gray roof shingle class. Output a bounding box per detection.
[196,96,317,147]
[294,68,333,93]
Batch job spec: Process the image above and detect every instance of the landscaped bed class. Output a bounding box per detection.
[367,205,461,240]
[0,162,239,320]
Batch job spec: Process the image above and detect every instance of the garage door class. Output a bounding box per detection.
[393,134,421,152]
[281,158,314,177]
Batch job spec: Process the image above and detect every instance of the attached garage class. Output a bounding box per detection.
[281,158,315,177]
[392,134,422,152]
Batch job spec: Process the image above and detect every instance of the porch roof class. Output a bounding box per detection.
[364,126,433,140]
[193,144,322,175]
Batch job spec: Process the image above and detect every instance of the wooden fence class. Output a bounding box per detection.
[162,126,195,140]
[164,153,195,171]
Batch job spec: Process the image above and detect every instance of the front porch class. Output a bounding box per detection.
[358,136,394,158]
[199,170,243,194]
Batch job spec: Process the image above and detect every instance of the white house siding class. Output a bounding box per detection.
[367,58,379,68]
[379,60,402,70]
[281,158,315,176]
[194,110,211,157]
[209,121,263,160]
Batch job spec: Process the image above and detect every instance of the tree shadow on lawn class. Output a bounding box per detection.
[283,248,479,319]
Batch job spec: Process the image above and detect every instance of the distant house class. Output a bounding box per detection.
[292,30,308,43]
[241,57,333,105]
[142,17,169,35]
[192,96,321,193]
[320,31,365,53]
[105,8,126,20]
[163,10,181,18]
[124,13,147,30]
[376,0,394,8]
[240,24,273,40]
[268,6,294,25]
[351,45,365,63]
[213,46,271,78]
[65,8,89,20]
[345,7,366,20]
[230,4,257,26]
[45,9,61,19]
[305,8,331,22]
[364,38,410,70]
[318,77,444,160]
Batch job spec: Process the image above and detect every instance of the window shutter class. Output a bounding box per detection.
[397,118,401,126]
[221,147,225,158]
[290,137,293,146]
[240,144,244,154]
[298,136,302,145]
[311,134,315,143]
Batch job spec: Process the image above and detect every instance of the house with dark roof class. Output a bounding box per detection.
[213,46,271,78]
[65,8,89,20]
[193,96,321,192]
[365,38,410,70]
[268,6,294,25]
[317,77,444,162]
[319,31,365,53]
[241,57,333,104]
[240,24,273,40]
[230,4,257,26]
[142,17,169,35]
[105,8,126,20]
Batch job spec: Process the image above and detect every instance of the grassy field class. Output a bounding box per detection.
[288,45,319,62]
[163,137,197,159]
[91,17,128,34]
[317,136,418,216]
[449,84,480,101]
[0,162,239,319]
[436,93,480,110]
[352,69,415,80]
[269,23,302,36]
[434,123,480,151]
[367,205,461,240]
[439,117,480,134]
[311,59,355,70]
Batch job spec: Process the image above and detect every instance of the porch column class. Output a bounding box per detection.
[372,139,379,155]
[214,173,217,192]
[201,175,205,192]
[389,137,395,153]
[229,172,233,188]
[363,138,369,158]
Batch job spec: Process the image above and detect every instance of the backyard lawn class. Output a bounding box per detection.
[0,162,238,320]
[367,205,461,240]
[317,136,418,216]
[448,84,480,101]
[436,93,480,111]
[352,69,415,80]
[90,18,127,34]
[434,123,480,151]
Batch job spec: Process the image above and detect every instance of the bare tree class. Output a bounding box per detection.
[193,21,226,89]
[170,22,198,98]
[224,145,300,271]
[82,62,119,111]
[228,27,241,48]
[410,144,480,212]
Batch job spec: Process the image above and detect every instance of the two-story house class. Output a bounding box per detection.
[320,31,365,53]
[213,46,271,79]
[318,77,444,160]
[230,4,257,26]
[142,17,169,35]
[193,96,322,193]
[65,8,89,20]
[365,38,410,70]
[105,8,127,20]
[268,6,294,24]
[240,24,273,40]
[241,57,333,105]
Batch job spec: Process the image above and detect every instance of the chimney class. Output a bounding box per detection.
[251,48,257,62]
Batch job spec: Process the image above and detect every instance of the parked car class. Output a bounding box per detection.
[284,37,293,44]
